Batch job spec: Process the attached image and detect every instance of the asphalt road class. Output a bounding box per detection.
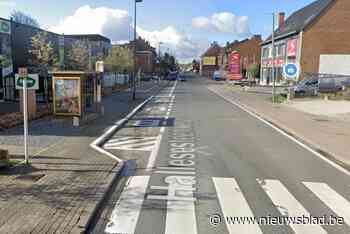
[89,76,350,234]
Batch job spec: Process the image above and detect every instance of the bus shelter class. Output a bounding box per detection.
[52,71,98,117]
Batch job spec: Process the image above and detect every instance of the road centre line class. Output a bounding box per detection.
[146,81,177,171]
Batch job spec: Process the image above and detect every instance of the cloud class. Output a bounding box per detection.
[0,1,16,7]
[50,5,208,62]
[50,5,133,42]
[137,26,209,62]
[192,12,251,37]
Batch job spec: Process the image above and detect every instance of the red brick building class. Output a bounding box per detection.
[261,0,350,85]
[226,35,262,79]
[200,42,222,78]
[127,37,157,74]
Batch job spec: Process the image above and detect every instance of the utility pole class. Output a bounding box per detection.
[272,13,276,103]
[158,41,163,58]
[133,0,143,100]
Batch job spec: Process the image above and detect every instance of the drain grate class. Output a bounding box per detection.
[16,174,45,182]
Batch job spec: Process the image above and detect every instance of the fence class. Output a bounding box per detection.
[102,72,130,87]
[102,72,130,96]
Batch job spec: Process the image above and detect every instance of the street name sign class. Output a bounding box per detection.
[15,74,39,90]
[283,63,300,81]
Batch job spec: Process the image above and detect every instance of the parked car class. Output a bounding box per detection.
[141,75,152,82]
[178,73,187,81]
[213,71,223,81]
[167,71,178,81]
[293,78,319,96]
[319,77,350,93]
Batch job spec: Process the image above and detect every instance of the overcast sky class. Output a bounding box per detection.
[1,0,317,62]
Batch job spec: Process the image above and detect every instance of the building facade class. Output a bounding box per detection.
[0,18,12,102]
[0,17,111,102]
[126,37,157,74]
[200,42,222,78]
[226,35,262,79]
[260,0,350,85]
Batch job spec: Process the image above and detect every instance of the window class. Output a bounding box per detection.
[262,47,269,58]
[276,44,286,57]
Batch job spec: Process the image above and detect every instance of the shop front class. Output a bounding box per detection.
[260,37,299,85]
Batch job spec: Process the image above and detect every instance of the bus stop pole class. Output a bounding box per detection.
[23,76,29,165]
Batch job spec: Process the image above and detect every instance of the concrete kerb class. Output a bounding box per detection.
[208,86,350,176]
[82,95,155,232]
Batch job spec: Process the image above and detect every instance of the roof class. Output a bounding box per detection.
[64,34,111,43]
[263,0,333,44]
[202,44,222,57]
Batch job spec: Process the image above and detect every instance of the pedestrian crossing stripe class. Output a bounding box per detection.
[103,136,159,151]
[303,182,350,225]
[105,177,350,234]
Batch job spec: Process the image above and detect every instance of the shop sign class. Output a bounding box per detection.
[287,39,297,57]
[202,57,216,66]
[229,52,242,80]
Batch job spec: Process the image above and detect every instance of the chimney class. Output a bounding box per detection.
[278,12,285,31]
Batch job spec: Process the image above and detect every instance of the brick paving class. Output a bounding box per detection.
[0,82,168,233]
[210,84,350,168]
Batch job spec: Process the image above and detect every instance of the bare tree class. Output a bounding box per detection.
[10,11,39,28]
[29,31,59,75]
[105,45,133,72]
[66,40,90,71]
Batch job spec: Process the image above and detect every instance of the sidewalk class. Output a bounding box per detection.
[0,83,166,233]
[209,84,350,169]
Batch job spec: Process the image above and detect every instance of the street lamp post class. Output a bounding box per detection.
[133,0,143,101]
[271,13,276,103]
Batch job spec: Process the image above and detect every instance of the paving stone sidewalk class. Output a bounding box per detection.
[0,83,168,234]
[209,84,350,169]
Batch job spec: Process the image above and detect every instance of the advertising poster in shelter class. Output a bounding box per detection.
[53,78,81,116]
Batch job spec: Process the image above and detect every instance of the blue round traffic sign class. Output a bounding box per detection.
[283,63,300,80]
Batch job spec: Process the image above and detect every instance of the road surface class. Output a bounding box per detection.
[89,76,350,234]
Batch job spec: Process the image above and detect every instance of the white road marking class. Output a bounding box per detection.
[146,135,162,171]
[303,182,350,225]
[213,177,263,234]
[157,167,195,171]
[105,176,150,234]
[155,170,196,175]
[133,119,161,127]
[259,179,326,234]
[165,200,197,234]
[146,81,177,171]
[209,87,350,176]
[104,136,158,151]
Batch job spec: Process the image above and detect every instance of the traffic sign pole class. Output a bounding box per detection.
[23,75,29,164]
[19,68,29,165]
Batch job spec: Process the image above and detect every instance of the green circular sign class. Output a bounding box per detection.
[1,22,10,33]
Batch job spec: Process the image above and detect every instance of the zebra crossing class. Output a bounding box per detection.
[103,136,159,151]
[105,176,350,234]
